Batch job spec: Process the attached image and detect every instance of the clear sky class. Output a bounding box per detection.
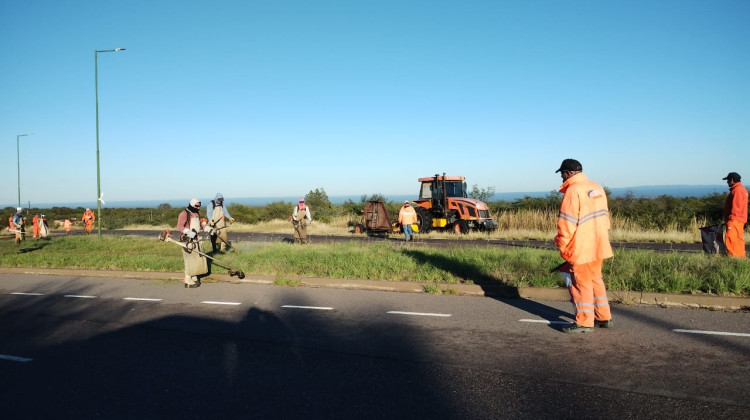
[2,0,748,207]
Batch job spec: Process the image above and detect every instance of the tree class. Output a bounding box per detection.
[305,188,334,223]
[469,184,496,203]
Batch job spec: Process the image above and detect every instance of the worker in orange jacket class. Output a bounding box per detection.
[554,159,614,333]
[82,208,96,234]
[398,200,418,241]
[722,172,748,258]
[32,213,41,239]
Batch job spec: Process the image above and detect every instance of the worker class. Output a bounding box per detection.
[291,198,312,244]
[206,193,235,253]
[82,208,95,235]
[63,219,72,234]
[11,207,25,246]
[176,198,208,288]
[554,158,614,333]
[398,200,418,241]
[722,172,748,258]
[32,213,41,239]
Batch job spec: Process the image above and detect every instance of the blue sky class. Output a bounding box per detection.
[2,0,748,207]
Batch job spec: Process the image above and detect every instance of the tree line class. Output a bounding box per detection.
[2,186,737,232]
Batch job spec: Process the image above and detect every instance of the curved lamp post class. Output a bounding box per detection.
[95,47,125,237]
[16,133,34,208]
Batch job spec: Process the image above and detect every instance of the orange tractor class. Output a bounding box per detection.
[412,173,498,234]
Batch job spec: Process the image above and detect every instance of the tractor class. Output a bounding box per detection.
[412,173,498,234]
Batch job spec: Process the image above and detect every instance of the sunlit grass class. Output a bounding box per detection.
[1,235,748,296]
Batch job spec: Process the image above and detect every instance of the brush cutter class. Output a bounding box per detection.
[158,230,245,279]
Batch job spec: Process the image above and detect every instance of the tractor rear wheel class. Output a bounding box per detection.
[416,207,432,234]
[354,224,365,234]
[453,220,469,234]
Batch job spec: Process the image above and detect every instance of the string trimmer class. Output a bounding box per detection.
[158,230,245,279]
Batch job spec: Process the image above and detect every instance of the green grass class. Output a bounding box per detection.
[1,235,748,296]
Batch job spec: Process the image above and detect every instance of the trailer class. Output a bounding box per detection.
[353,200,395,237]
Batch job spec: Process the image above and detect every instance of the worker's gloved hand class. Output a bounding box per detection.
[203,225,214,235]
[182,228,197,239]
[229,218,235,224]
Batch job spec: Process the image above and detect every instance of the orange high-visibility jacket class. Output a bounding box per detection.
[398,206,417,225]
[82,210,95,225]
[724,182,748,224]
[555,173,614,265]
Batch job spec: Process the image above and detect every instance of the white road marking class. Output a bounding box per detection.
[124,297,162,302]
[519,319,571,325]
[64,295,97,299]
[202,301,242,306]
[0,354,33,362]
[10,292,44,296]
[673,329,750,337]
[387,311,451,317]
[282,305,334,311]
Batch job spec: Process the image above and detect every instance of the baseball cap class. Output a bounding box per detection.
[555,158,583,173]
[722,172,741,182]
[404,200,410,204]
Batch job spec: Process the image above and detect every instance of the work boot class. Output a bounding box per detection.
[562,323,593,333]
[595,319,613,328]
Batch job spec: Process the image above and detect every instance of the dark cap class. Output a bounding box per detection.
[555,158,583,173]
[722,172,741,182]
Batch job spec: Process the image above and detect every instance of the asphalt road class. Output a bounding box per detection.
[1,273,748,419]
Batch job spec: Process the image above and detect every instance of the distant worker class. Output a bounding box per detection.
[722,172,748,258]
[176,198,208,288]
[398,200,417,241]
[63,218,72,234]
[82,208,95,235]
[291,198,312,244]
[11,207,25,246]
[32,213,41,239]
[206,193,234,253]
[554,158,614,333]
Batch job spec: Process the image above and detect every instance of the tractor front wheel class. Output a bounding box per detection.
[354,224,365,234]
[453,220,469,234]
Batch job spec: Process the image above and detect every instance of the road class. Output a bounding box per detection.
[1,273,748,419]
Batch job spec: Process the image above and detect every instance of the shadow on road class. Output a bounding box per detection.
[401,249,574,329]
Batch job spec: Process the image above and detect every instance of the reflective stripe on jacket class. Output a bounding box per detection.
[724,182,748,224]
[555,173,613,264]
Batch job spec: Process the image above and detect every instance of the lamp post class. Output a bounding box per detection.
[16,133,34,208]
[95,47,125,238]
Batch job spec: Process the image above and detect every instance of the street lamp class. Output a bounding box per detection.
[95,47,125,238]
[16,133,34,208]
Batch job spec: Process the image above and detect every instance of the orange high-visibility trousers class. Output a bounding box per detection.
[725,220,746,258]
[569,260,611,327]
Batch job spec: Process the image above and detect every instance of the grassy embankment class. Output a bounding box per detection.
[1,229,748,297]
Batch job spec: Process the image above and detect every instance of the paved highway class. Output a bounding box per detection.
[1,273,747,419]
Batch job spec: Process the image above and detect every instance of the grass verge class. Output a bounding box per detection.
[1,235,748,296]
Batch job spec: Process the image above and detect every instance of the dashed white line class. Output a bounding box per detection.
[10,292,44,296]
[124,297,163,302]
[282,305,334,311]
[674,329,750,337]
[64,295,97,299]
[0,354,33,362]
[387,311,451,317]
[201,301,242,306]
[519,319,571,325]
